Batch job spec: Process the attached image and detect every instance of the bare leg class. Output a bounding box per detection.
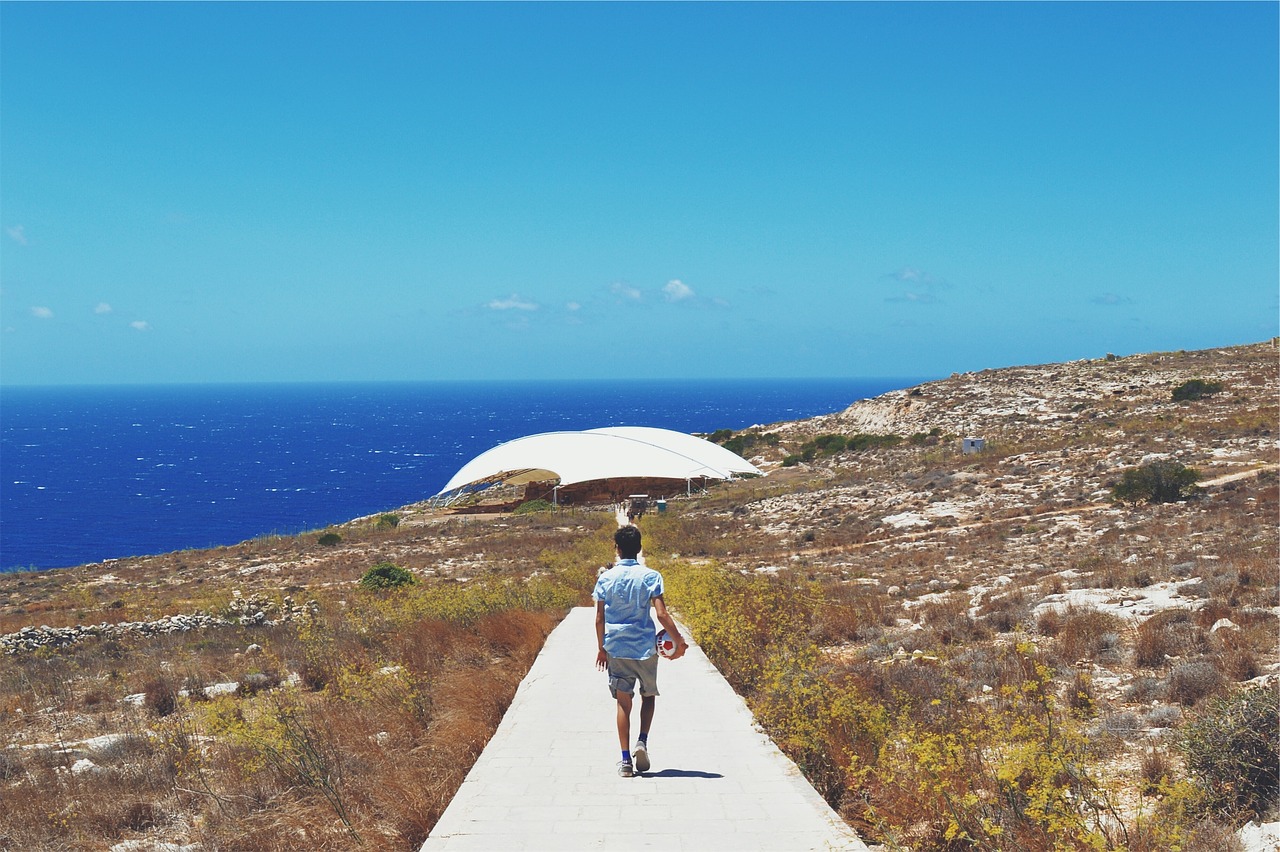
[615,691,633,752]
[639,695,655,738]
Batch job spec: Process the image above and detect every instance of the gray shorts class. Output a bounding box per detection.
[607,654,660,698]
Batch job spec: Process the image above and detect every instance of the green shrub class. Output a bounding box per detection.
[708,429,771,457]
[908,426,944,446]
[359,562,417,590]
[1180,685,1279,820]
[513,499,553,515]
[810,434,848,454]
[786,433,856,464]
[1172,379,1224,402]
[847,433,903,452]
[374,513,400,529]
[317,532,341,547]
[1112,460,1200,504]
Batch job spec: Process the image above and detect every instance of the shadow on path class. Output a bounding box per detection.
[638,768,724,779]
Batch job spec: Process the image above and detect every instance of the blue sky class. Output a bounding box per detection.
[2,2,1276,385]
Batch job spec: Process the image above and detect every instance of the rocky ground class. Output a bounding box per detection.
[1,338,1276,851]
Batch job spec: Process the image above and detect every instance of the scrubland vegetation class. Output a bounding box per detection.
[0,518,609,851]
[1,341,1275,850]
[646,513,1277,849]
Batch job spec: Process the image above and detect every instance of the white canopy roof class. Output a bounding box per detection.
[437,427,762,496]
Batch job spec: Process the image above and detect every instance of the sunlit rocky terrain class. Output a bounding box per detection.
[2,339,1275,851]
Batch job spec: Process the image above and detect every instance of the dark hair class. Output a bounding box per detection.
[614,525,642,559]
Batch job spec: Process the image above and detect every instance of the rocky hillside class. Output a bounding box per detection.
[783,340,1274,443]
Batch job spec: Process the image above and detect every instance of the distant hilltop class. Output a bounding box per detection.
[772,339,1278,445]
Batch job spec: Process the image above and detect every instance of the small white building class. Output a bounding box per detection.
[962,436,986,454]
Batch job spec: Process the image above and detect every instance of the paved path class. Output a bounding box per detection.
[422,606,869,851]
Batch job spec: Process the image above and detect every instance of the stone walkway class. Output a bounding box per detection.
[421,606,869,851]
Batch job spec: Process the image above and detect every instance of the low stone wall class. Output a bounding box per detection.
[1,592,318,655]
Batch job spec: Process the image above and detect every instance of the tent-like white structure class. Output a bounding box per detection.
[435,426,761,501]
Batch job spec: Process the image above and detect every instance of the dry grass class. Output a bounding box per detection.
[0,514,607,851]
[2,340,1275,850]
[652,341,1279,848]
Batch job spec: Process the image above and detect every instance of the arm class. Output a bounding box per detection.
[651,595,688,660]
[594,601,608,670]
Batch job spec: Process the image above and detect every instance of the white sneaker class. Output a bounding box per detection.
[633,741,650,773]
[617,760,634,778]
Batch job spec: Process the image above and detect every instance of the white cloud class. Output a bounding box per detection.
[882,267,949,306]
[663,279,695,301]
[31,306,53,319]
[130,320,151,331]
[611,282,642,300]
[6,225,27,245]
[566,301,581,311]
[94,302,114,315]
[1092,293,1133,306]
[486,294,539,311]
[885,267,949,288]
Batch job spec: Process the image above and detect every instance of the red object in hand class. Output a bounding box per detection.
[655,629,679,659]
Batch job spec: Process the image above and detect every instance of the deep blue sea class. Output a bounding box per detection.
[0,379,916,571]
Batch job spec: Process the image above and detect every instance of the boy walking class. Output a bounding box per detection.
[594,525,687,777]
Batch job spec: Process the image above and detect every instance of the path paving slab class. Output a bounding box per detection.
[422,607,869,851]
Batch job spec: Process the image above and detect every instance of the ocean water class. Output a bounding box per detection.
[0,378,915,571]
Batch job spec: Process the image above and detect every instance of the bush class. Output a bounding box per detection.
[784,433,903,466]
[1223,649,1260,682]
[297,658,331,692]
[359,562,417,590]
[1168,661,1226,706]
[318,532,342,546]
[1140,748,1173,795]
[785,434,847,465]
[375,513,400,529]
[513,499,553,515]
[809,434,848,454]
[119,800,160,831]
[1144,704,1183,729]
[1180,685,1279,820]
[1125,676,1168,704]
[1135,609,1199,668]
[0,750,22,781]
[1069,670,1097,717]
[846,433,903,452]
[1172,379,1224,402]
[143,676,178,717]
[1055,605,1123,663]
[707,428,773,457]
[1112,460,1200,504]
[237,669,283,696]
